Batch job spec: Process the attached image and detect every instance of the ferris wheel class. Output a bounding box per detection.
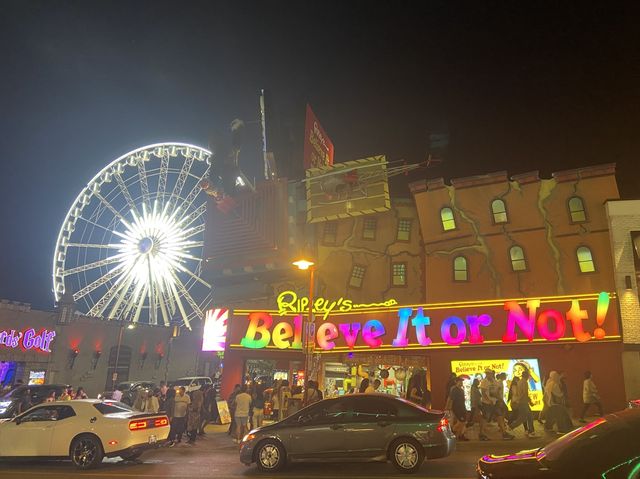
[52,143,213,329]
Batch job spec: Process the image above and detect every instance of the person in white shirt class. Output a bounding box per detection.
[233,385,252,443]
[580,371,603,421]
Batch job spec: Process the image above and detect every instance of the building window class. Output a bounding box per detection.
[440,207,456,231]
[577,246,596,273]
[323,222,337,244]
[491,199,508,224]
[362,218,377,240]
[568,196,587,223]
[509,245,527,271]
[453,256,468,281]
[349,265,366,288]
[392,263,407,286]
[397,219,412,241]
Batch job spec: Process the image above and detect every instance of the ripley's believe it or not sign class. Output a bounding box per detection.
[230,291,619,351]
[0,328,56,353]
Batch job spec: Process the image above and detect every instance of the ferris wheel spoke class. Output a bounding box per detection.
[62,254,126,277]
[181,224,206,240]
[115,172,140,216]
[93,191,131,227]
[146,256,158,326]
[132,285,149,324]
[170,270,204,320]
[106,264,140,320]
[87,271,130,317]
[177,203,207,230]
[158,295,171,327]
[77,215,123,235]
[137,158,151,208]
[65,243,122,249]
[174,262,211,289]
[174,168,208,218]
[167,278,191,330]
[157,153,170,209]
[168,156,195,213]
[73,264,126,301]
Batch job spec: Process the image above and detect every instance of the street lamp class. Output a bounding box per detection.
[293,258,315,405]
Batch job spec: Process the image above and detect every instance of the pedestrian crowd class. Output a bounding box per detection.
[443,368,604,442]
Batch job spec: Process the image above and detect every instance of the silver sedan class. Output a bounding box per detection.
[240,393,456,474]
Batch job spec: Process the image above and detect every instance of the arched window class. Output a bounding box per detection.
[568,196,587,223]
[577,246,595,273]
[453,256,468,281]
[491,199,508,223]
[440,207,456,231]
[509,245,527,271]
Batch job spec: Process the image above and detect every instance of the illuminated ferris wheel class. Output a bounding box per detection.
[52,143,212,329]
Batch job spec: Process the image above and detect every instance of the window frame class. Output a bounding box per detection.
[453,255,468,282]
[576,245,597,274]
[490,198,509,224]
[568,196,588,224]
[440,207,457,232]
[322,222,338,245]
[509,245,528,272]
[349,264,367,289]
[396,218,413,242]
[362,218,377,241]
[391,262,408,287]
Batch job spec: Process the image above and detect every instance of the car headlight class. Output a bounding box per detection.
[242,433,256,443]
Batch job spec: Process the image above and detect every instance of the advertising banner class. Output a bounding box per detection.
[303,104,334,170]
[450,358,543,411]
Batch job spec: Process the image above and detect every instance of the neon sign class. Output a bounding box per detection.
[0,328,56,353]
[238,292,615,351]
[276,290,398,321]
[202,308,228,352]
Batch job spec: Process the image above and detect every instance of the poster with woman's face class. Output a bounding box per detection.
[450,358,543,411]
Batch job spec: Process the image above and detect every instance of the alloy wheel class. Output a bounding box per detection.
[73,439,97,467]
[395,442,419,469]
[259,444,280,469]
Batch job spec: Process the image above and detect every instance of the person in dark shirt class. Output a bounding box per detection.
[18,389,32,415]
[450,377,469,441]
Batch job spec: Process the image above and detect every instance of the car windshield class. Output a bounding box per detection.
[93,401,135,415]
[540,417,614,463]
[1,386,27,399]
[172,379,193,386]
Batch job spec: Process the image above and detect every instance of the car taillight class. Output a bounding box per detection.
[154,417,169,427]
[129,420,148,431]
[436,417,449,432]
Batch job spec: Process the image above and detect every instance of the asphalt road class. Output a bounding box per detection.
[0,425,553,479]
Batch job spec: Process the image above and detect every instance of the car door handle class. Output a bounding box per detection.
[330,424,343,430]
[90,417,97,423]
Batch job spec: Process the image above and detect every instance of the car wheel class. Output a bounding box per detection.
[70,435,104,469]
[389,438,424,474]
[255,439,286,472]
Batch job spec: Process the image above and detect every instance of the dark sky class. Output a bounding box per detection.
[1,1,639,308]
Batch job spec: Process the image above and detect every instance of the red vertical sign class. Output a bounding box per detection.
[303,104,334,170]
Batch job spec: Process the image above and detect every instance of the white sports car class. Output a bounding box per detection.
[0,399,169,469]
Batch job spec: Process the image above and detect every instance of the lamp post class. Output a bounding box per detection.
[292,259,315,406]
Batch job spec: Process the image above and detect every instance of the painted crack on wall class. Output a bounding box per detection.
[497,181,527,297]
[446,184,502,297]
[537,178,565,294]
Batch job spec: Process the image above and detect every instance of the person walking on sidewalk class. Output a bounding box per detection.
[480,369,514,440]
[187,388,203,444]
[234,385,252,444]
[508,369,536,438]
[469,378,488,441]
[168,387,190,446]
[449,376,469,441]
[580,371,603,422]
[252,385,265,429]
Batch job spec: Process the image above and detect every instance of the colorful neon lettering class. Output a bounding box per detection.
[272,322,294,349]
[392,308,411,347]
[317,322,339,350]
[410,308,432,346]
[240,312,273,349]
[441,316,467,345]
[338,323,361,349]
[467,314,492,344]
[566,300,592,342]
[594,292,609,339]
[0,328,55,353]
[502,299,540,342]
[362,320,385,348]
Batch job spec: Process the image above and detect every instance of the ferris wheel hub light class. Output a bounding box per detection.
[138,237,154,254]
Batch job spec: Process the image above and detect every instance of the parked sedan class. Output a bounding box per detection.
[240,393,455,474]
[476,408,640,479]
[0,399,169,469]
[0,384,70,418]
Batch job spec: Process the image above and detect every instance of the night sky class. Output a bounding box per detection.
[1,1,638,308]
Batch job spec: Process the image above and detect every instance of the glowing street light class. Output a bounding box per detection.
[292,259,315,270]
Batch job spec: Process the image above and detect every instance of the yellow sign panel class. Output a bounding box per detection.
[450,358,544,412]
[305,156,391,224]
